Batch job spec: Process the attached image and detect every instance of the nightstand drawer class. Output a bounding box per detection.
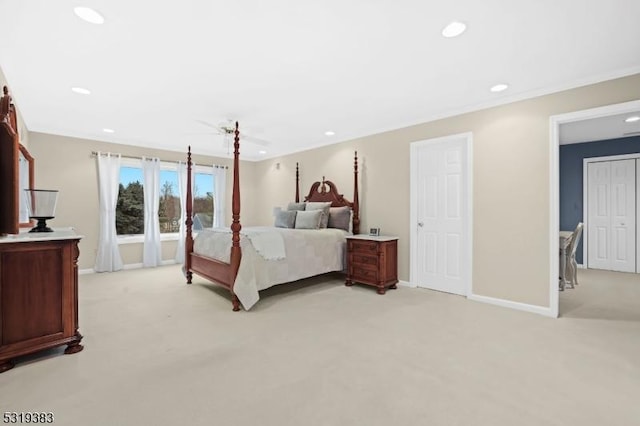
[351,254,378,268]
[349,240,378,254]
[352,266,378,283]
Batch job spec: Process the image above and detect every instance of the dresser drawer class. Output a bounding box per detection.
[351,254,378,268]
[349,240,378,254]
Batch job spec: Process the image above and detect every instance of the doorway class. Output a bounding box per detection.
[410,132,472,296]
[550,99,640,317]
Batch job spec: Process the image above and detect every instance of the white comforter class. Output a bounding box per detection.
[193,227,348,309]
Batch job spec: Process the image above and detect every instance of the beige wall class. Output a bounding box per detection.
[28,132,257,270]
[24,73,640,309]
[252,73,640,308]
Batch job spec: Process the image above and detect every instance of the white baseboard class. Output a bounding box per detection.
[122,263,143,270]
[80,260,178,275]
[123,260,178,270]
[398,280,415,288]
[468,293,556,318]
[577,263,586,269]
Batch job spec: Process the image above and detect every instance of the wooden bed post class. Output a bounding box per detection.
[353,151,360,235]
[295,162,300,202]
[229,121,242,311]
[185,146,193,284]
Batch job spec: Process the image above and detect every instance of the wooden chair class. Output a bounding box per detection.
[564,222,584,289]
[559,233,573,291]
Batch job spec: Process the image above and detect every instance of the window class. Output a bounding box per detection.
[192,170,214,231]
[116,166,144,235]
[159,169,180,233]
[115,159,215,237]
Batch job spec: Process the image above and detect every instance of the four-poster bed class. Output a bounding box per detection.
[184,122,360,311]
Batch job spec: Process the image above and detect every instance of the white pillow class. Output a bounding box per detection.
[305,201,332,228]
[287,202,306,211]
[294,210,323,229]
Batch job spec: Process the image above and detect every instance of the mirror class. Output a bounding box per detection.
[18,144,34,227]
[0,86,34,235]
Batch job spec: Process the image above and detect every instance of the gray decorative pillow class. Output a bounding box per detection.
[294,210,323,229]
[287,202,306,211]
[328,206,351,232]
[274,210,297,228]
[305,201,332,228]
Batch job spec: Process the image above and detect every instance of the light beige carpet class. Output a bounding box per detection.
[1,265,639,426]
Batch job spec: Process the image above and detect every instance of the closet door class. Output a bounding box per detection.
[587,159,636,272]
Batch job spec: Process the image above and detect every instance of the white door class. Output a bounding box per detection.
[587,159,636,272]
[637,159,640,273]
[413,134,470,295]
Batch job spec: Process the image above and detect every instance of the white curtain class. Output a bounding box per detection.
[213,165,227,228]
[175,161,188,263]
[95,153,123,272]
[142,157,162,267]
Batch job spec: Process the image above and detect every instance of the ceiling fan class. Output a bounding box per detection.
[191,119,271,154]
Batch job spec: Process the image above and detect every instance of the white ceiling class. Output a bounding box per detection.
[560,111,640,145]
[1,0,640,160]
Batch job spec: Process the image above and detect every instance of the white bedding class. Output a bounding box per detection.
[193,227,348,309]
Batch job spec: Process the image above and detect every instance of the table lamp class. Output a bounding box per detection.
[25,189,59,232]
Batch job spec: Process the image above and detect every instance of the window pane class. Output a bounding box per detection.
[193,172,214,230]
[116,166,144,235]
[159,170,180,233]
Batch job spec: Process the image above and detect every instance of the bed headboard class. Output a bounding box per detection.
[304,178,352,207]
[303,151,360,234]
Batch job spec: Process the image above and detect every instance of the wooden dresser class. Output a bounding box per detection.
[346,235,398,294]
[0,229,83,373]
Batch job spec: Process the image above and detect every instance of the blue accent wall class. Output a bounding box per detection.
[560,136,640,264]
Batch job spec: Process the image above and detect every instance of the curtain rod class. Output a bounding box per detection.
[90,151,228,169]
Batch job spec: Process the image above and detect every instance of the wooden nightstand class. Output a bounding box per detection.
[345,235,398,294]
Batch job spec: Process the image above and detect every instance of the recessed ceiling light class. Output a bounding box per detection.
[258,150,267,154]
[442,21,467,38]
[325,131,335,136]
[490,84,509,93]
[103,128,115,133]
[71,87,91,95]
[625,115,640,123]
[73,7,105,24]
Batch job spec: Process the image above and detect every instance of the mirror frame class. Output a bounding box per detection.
[18,144,34,228]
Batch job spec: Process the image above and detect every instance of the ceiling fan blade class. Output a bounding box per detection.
[194,119,270,146]
[184,131,218,135]
[195,119,222,132]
